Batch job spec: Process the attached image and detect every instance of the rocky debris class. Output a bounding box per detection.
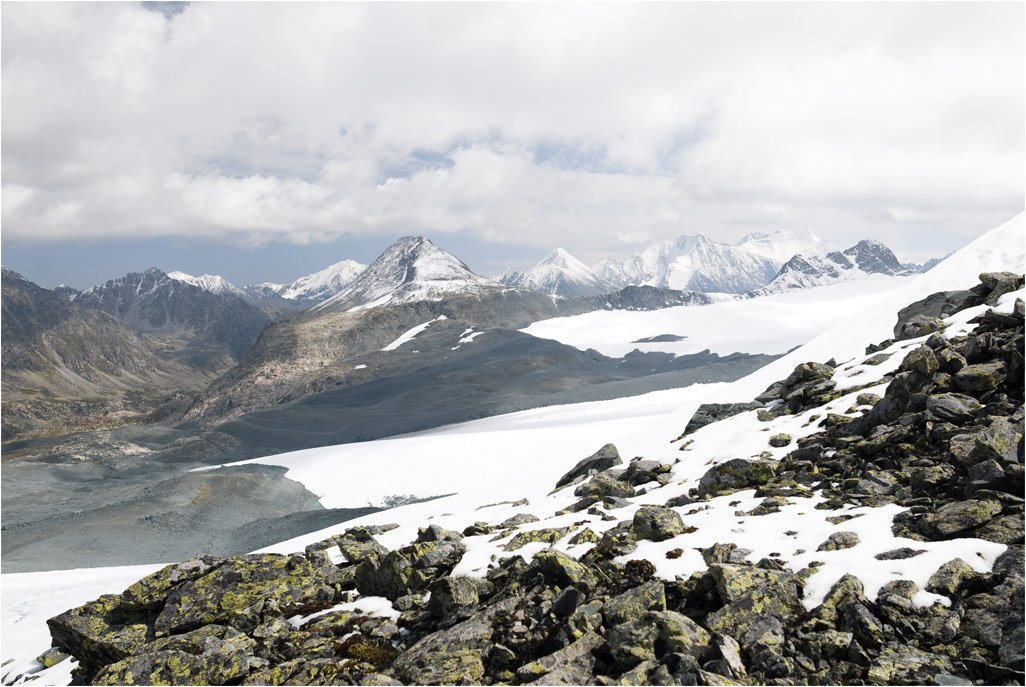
[769,432,792,447]
[554,444,622,489]
[40,275,1026,686]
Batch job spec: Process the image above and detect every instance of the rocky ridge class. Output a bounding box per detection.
[33,272,1024,686]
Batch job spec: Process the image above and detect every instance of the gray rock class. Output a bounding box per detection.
[632,506,686,542]
[554,444,622,489]
[926,393,982,424]
[926,558,977,597]
[697,458,778,498]
[927,499,1002,538]
[604,580,666,626]
[768,433,791,448]
[574,472,636,499]
[681,403,763,437]
[426,576,480,617]
[521,632,603,685]
[817,531,860,551]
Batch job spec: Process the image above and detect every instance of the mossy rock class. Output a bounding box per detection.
[154,553,342,636]
[504,527,570,551]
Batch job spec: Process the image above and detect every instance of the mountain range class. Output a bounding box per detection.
[92,228,928,306]
[0,229,930,444]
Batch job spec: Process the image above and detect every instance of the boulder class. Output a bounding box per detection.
[768,433,792,448]
[574,472,636,499]
[427,577,480,617]
[681,403,763,437]
[604,580,666,626]
[954,362,1005,393]
[518,631,603,685]
[698,459,778,498]
[505,527,570,551]
[632,506,686,542]
[817,531,860,551]
[554,444,622,489]
[92,626,256,686]
[926,393,982,424]
[356,540,465,601]
[926,499,1002,538]
[534,550,598,593]
[926,558,977,597]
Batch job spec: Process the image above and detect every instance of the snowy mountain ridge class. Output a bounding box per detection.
[276,259,367,302]
[750,239,916,296]
[168,271,248,298]
[592,229,828,294]
[499,247,614,298]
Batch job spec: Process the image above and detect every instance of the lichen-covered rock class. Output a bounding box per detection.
[518,631,603,685]
[47,594,152,671]
[954,362,1006,392]
[387,603,504,684]
[119,556,223,612]
[698,459,778,498]
[895,314,945,341]
[92,625,257,686]
[416,524,463,543]
[817,531,860,551]
[604,579,666,626]
[356,539,466,601]
[426,577,479,618]
[504,527,570,551]
[554,444,622,489]
[534,550,599,593]
[499,513,540,528]
[926,393,983,424]
[768,433,792,448]
[705,565,803,639]
[632,506,685,542]
[574,472,636,499]
[866,645,954,684]
[926,558,977,597]
[899,345,939,376]
[155,554,342,636]
[337,531,389,563]
[35,647,70,669]
[926,499,1002,538]
[784,362,834,386]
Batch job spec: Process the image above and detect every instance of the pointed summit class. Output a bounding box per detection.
[316,236,500,311]
[499,247,612,298]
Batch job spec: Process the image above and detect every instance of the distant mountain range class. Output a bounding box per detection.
[48,229,933,308]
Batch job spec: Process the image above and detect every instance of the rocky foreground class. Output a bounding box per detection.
[33,273,1025,686]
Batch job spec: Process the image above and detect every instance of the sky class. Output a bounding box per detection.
[1,2,1023,289]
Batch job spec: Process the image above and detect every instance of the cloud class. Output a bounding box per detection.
[1,2,1022,262]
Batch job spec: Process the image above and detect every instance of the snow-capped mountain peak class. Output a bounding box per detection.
[168,271,246,297]
[594,232,779,294]
[733,229,829,265]
[750,238,914,296]
[276,259,367,302]
[500,247,612,298]
[315,236,501,311]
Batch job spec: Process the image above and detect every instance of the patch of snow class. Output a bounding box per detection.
[523,276,909,357]
[381,316,448,351]
[353,364,368,370]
